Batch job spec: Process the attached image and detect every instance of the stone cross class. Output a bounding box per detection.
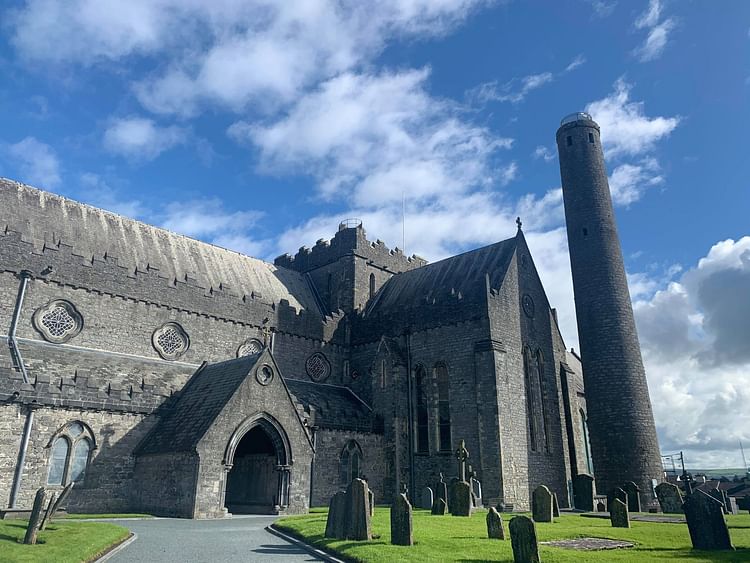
[455,440,469,482]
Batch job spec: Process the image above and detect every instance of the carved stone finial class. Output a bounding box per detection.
[516,217,523,231]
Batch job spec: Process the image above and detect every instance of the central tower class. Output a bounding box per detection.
[556,113,662,505]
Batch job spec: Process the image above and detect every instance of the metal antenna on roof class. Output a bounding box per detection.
[741,440,749,474]
[402,191,406,254]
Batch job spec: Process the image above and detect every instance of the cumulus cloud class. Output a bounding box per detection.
[103,117,187,160]
[633,0,676,62]
[533,145,556,162]
[608,158,664,206]
[634,237,750,467]
[77,172,144,217]
[5,137,61,188]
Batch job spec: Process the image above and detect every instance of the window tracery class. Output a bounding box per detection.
[435,362,451,452]
[339,440,362,484]
[305,352,331,382]
[33,299,83,343]
[152,322,189,360]
[47,421,95,487]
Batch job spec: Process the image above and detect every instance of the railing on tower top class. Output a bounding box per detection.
[560,112,594,125]
[338,218,363,230]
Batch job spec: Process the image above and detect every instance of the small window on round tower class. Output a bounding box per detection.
[582,227,589,237]
[588,133,595,143]
[566,136,572,146]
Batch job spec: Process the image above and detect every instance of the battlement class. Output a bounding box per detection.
[274,223,427,274]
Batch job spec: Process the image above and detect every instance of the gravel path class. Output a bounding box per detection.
[107,515,321,562]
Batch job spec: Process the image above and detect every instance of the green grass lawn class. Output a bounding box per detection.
[0,519,130,562]
[275,508,750,562]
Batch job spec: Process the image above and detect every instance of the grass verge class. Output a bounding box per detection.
[0,519,129,562]
[275,508,750,562]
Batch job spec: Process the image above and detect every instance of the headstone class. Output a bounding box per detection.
[655,482,683,514]
[532,485,553,522]
[345,478,372,541]
[324,491,347,539]
[450,481,473,517]
[609,498,630,528]
[683,490,733,551]
[607,487,627,511]
[471,479,482,507]
[432,474,448,514]
[622,481,641,513]
[509,515,541,563]
[573,474,595,511]
[420,487,433,510]
[552,492,560,517]
[721,490,732,515]
[390,493,413,546]
[596,501,606,512]
[738,494,750,513]
[709,488,728,514]
[726,497,739,515]
[486,507,505,539]
[368,488,375,518]
[448,477,459,510]
[433,498,448,515]
[40,482,74,531]
[24,487,48,545]
[39,492,57,532]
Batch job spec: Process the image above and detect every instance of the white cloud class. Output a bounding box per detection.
[6,137,61,188]
[584,0,617,18]
[103,117,187,160]
[77,172,144,217]
[633,237,750,467]
[634,0,662,29]
[565,54,587,72]
[533,145,556,162]
[608,158,664,206]
[586,78,679,159]
[633,0,675,62]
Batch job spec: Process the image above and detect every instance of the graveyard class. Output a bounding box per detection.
[275,507,750,562]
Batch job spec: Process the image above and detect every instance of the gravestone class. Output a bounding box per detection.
[655,482,683,514]
[532,485,553,523]
[433,498,448,515]
[448,477,459,511]
[596,501,606,512]
[486,507,505,539]
[709,488,728,514]
[573,474,594,511]
[622,481,641,513]
[509,515,541,563]
[455,440,469,481]
[40,482,74,531]
[24,487,48,545]
[726,497,739,515]
[683,490,733,551]
[450,481,473,517]
[552,492,560,517]
[345,478,372,541]
[368,488,375,518]
[324,491,347,539]
[420,487,433,510]
[432,473,449,514]
[607,487,627,511]
[40,492,57,532]
[609,498,630,528]
[721,490,732,515]
[390,493,413,546]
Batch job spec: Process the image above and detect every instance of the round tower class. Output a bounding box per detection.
[556,112,662,505]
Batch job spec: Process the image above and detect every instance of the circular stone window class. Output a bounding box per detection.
[33,299,83,343]
[522,294,535,319]
[152,322,190,360]
[256,364,274,386]
[237,338,263,357]
[305,352,331,382]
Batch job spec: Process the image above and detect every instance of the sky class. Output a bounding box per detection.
[0,0,748,471]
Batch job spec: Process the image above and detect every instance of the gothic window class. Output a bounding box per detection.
[537,350,551,453]
[414,365,429,454]
[152,322,190,360]
[306,352,331,382]
[580,410,594,474]
[33,299,83,343]
[523,347,539,451]
[369,273,376,299]
[435,362,451,452]
[236,338,263,357]
[380,359,387,388]
[339,440,363,484]
[47,422,95,487]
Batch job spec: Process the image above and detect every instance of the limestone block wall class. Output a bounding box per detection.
[132,452,199,517]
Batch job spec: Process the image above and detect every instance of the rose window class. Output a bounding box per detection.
[152,322,190,360]
[33,300,83,343]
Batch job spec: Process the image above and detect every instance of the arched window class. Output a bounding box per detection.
[414,365,429,453]
[369,273,376,299]
[536,349,551,453]
[435,362,451,452]
[523,347,539,451]
[339,440,363,484]
[47,421,95,486]
[580,410,594,474]
[380,359,387,388]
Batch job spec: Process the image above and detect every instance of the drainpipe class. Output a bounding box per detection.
[9,403,36,508]
[8,271,32,384]
[405,331,415,501]
[308,426,318,507]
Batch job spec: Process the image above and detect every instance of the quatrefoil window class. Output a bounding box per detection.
[237,338,263,358]
[305,352,331,382]
[33,300,83,343]
[152,322,190,360]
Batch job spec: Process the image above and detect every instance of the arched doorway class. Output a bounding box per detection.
[224,416,291,514]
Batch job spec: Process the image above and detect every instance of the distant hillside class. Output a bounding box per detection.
[688,468,750,479]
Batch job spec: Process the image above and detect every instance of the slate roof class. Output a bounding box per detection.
[0,178,319,313]
[285,379,375,432]
[367,237,518,315]
[136,354,261,455]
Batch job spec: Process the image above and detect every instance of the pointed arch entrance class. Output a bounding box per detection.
[223,414,292,514]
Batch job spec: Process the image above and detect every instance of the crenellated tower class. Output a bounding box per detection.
[556,113,662,505]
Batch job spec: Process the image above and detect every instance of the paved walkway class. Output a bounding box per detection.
[107,515,321,562]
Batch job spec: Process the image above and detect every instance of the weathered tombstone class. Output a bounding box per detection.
[324,491,347,539]
[532,485,553,523]
[655,482,683,514]
[622,481,641,513]
[40,482,74,531]
[709,488,728,514]
[486,507,505,539]
[509,515,541,563]
[433,498,448,515]
[390,492,413,546]
[368,488,375,518]
[552,492,560,517]
[596,501,606,512]
[432,474,448,515]
[450,481,473,517]
[573,474,594,511]
[24,487,48,545]
[39,492,57,532]
[726,497,739,515]
[683,490,733,551]
[448,477,459,510]
[609,498,630,528]
[420,486,434,510]
[721,490,732,515]
[345,478,372,540]
[607,487,627,511]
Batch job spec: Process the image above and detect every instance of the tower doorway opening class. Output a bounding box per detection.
[224,425,280,514]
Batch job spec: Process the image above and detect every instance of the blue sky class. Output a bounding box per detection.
[1,0,749,470]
